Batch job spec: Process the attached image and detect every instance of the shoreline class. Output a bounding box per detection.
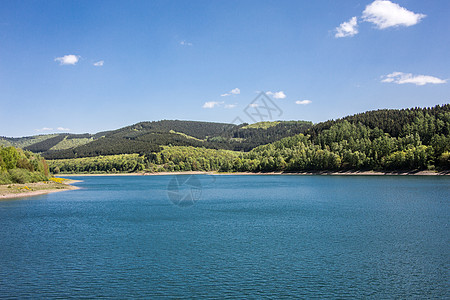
[0,180,81,200]
[58,170,450,177]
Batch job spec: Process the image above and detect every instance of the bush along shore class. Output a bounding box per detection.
[0,146,49,184]
[0,146,79,199]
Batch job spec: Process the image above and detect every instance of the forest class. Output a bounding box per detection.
[0,146,49,184]
[1,120,312,159]
[46,105,450,174]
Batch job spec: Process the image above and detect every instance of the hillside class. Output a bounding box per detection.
[46,104,450,174]
[1,120,312,159]
[241,104,450,172]
[0,134,59,149]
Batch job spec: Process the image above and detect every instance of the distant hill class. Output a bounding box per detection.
[45,104,450,174]
[0,134,59,149]
[7,104,450,173]
[1,120,313,159]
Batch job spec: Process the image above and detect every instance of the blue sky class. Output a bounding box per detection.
[0,0,449,137]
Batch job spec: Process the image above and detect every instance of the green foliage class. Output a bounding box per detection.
[307,105,450,141]
[438,152,450,169]
[48,154,147,174]
[0,146,49,184]
[233,105,450,172]
[7,169,48,184]
[381,146,431,170]
[48,147,241,173]
[0,146,20,169]
[148,146,239,172]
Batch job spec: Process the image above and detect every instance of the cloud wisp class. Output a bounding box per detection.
[35,127,70,132]
[221,88,240,97]
[35,127,53,132]
[381,72,446,86]
[203,101,237,109]
[202,101,224,109]
[93,60,104,67]
[266,91,286,99]
[335,17,358,38]
[295,100,312,105]
[180,40,193,46]
[55,54,80,65]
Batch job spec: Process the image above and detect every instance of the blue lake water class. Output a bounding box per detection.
[0,175,448,298]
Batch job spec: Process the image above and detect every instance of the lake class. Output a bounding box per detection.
[0,175,448,298]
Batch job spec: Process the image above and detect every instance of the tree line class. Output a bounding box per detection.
[47,105,450,173]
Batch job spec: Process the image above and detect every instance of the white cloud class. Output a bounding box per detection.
[296,100,312,105]
[221,88,240,97]
[224,104,237,109]
[180,40,193,46]
[93,60,104,67]
[381,72,446,86]
[202,101,223,108]
[55,54,80,65]
[266,91,286,99]
[362,0,426,29]
[249,103,259,108]
[35,127,71,132]
[230,88,240,94]
[335,16,359,38]
[35,127,53,132]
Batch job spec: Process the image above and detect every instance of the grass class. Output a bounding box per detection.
[169,130,205,142]
[241,121,280,130]
[50,136,94,150]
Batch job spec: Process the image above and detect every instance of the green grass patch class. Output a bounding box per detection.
[241,121,280,130]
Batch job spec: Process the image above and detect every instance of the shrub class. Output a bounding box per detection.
[8,169,32,184]
[0,170,12,184]
[438,152,450,169]
[7,169,48,184]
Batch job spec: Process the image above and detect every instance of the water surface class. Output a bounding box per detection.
[0,175,448,298]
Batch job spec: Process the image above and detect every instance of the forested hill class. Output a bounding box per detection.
[3,105,450,173]
[243,104,450,171]
[46,104,450,174]
[307,105,450,142]
[0,120,313,159]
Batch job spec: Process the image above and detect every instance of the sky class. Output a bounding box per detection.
[0,0,449,137]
